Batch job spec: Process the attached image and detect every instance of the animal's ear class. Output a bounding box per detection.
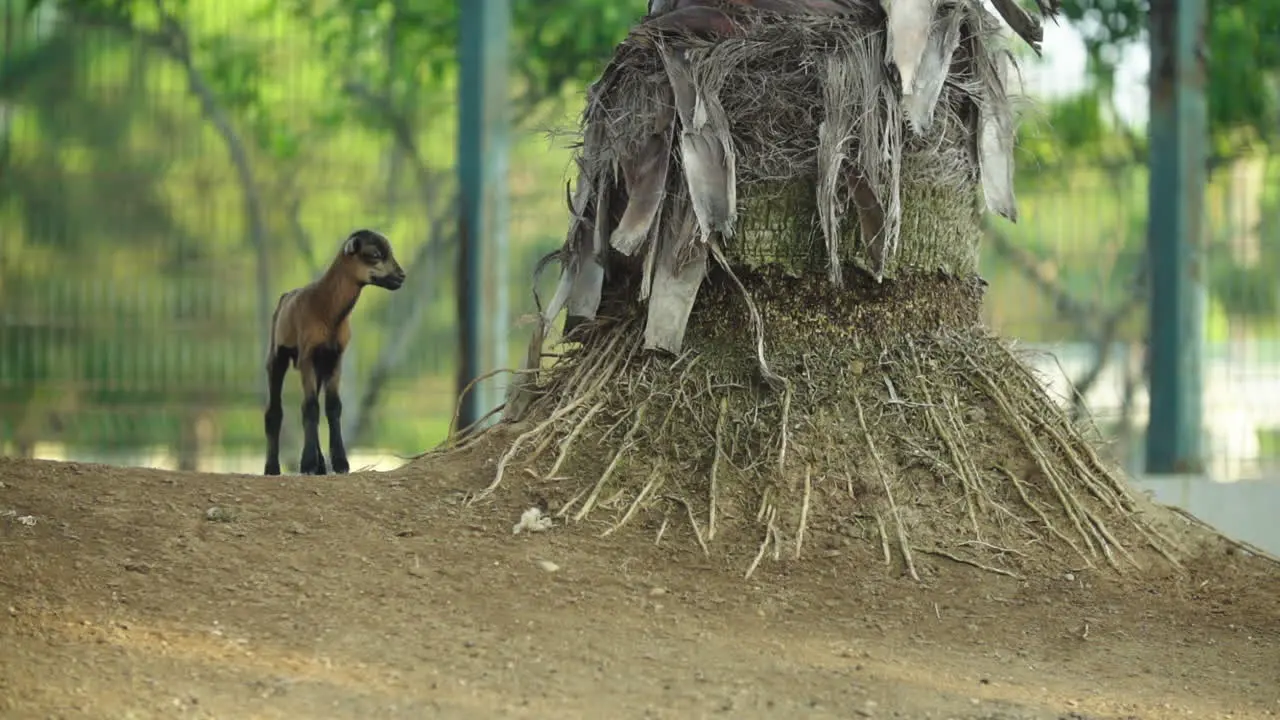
[342,232,363,256]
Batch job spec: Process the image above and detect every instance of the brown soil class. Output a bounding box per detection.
[2,437,1278,720]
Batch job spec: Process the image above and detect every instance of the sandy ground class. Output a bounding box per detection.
[1,448,1278,720]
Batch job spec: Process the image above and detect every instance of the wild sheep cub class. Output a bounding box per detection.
[263,229,406,475]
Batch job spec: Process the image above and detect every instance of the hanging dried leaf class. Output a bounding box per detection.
[644,202,708,354]
[611,89,677,256]
[850,167,889,279]
[881,0,936,97]
[658,43,737,242]
[976,49,1018,222]
[986,0,1046,53]
[564,170,606,332]
[902,3,965,135]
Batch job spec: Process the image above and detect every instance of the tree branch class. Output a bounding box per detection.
[1067,287,1144,421]
[336,77,546,443]
[284,191,320,276]
[71,5,275,369]
[984,221,1147,423]
[346,194,458,443]
[340,80,453,443]
[983,222,1101,331]
[162,20,273,367]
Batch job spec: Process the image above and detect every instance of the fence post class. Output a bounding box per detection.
[1145,0,1208,474]
[456,0,511,434]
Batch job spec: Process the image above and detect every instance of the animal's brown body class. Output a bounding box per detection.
[263,229,406,476]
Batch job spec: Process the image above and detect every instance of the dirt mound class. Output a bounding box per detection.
[1,455,1279,718]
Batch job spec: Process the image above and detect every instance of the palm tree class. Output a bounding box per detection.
[449,0,1188,580]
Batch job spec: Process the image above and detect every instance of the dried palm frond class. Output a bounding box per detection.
[508,0,1049,414]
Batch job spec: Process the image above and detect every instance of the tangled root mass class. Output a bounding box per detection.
[450,267,1203,580]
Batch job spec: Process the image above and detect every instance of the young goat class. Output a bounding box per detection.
[263,229,406,475]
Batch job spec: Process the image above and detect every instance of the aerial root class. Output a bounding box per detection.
[997,343,1188,564]
[855,394,919,581]
[997,364,1132,517]
[709,396,728,541]
[654,511,670,545]
[746,501,780,580]
[905,340,983,538]
[915,546,1023,579]
[668,494,711,556]
[602,466,664,538]
[574,401,649,521]
[776,382,793,472]
[547,402,605,479]
[998,465,1091,566]
[469,324,639,504]
[1003,345,1139,505]
[959,344,1116,564]
[794,465,813,560]
[1168,506,1280,566]
[959,337,1190,573]
[874,513,892,566]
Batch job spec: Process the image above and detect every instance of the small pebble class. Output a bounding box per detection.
[205,507,236,523]
[536,560,559,573]
[649,587,667,597]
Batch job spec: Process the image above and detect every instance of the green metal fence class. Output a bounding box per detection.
[1,0,1276,481]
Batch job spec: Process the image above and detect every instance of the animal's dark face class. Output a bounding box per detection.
[342,229,406,290]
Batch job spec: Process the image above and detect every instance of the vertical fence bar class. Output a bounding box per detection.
[1145,0,1208,474]
[456,0,511,433]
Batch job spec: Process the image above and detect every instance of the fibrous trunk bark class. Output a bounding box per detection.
[447,175,1185,580]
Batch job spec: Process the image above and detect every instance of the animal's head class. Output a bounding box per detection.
[341,229,406,290]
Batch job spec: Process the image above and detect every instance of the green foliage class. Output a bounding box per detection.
[1059,0,1280,148]
[285,0,641,105]
[1015,90,1123,178]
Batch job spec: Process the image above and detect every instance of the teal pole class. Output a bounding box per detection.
[456,0,510,433]
[1145,0,1207,474]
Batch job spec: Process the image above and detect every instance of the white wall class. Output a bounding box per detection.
[1131,475,1280,555]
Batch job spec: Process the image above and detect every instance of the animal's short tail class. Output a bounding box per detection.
[264,290,292,369]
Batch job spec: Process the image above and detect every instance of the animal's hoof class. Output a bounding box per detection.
[264,462,281,476]
[332,455,350,474]
[300,447,328,475]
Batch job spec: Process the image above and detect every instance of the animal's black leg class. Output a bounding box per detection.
[311,345,349,474]
[298,357,327,475]
[324,373,349,474]
[263,350,290,475]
